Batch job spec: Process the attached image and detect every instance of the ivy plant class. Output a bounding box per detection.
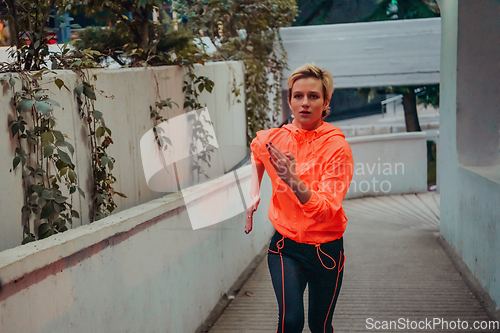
[173,0,298,141]
[1,70,82,243]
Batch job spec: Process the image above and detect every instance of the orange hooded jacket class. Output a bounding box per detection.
[251,120,353,244]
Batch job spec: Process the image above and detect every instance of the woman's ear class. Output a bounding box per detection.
[323,98,330,110]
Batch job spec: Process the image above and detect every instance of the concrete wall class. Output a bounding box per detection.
[338,122,439,138]
[437,0,500,310]
[280,18,441,89]
[0,164,275,333]
[0,62,246,252]
[345,132,428,199]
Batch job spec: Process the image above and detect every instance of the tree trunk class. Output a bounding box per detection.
[402,89,421,132]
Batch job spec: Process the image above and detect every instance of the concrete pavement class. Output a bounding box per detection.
[207,193,499,333]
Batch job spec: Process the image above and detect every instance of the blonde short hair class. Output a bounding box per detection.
[287,63,334,117]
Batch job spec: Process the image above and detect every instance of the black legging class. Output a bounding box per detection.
[268,231,344,333]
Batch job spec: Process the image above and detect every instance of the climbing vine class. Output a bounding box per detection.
[173,0,298,142]
[1,68,82,243]
[1,0,220,245]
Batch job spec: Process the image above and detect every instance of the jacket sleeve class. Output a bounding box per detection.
[298,142,353,221]
[250,135,264,165]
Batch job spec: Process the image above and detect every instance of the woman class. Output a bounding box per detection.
[245,63,353,333]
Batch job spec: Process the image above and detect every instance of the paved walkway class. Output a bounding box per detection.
[208,193,498,333]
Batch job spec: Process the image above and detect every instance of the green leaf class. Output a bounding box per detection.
[42,188,55,200]
[83,82,96,100]
[55,140,66,147]
[46,99,60,107]
[105,127,112,136]
[93,110,103,119]
[40,202,54,219]
[41,131,54,146]
[57,149,72,165]
[53,202,62,213]
[13,156,21,169]
[205,80,214,93]
[72,59,82,67]
[22,235,36,245]
[75,84,84,96]
[10,122,20,137]
[43,145,54,158]
[38,223,53,239]
[70,186,76,194]
[60,166,69,176]
[32,184,43,194]
[53,131,64,142]
[9,77,15,87]
[17,99,35,112]
[65,142,75,156]
[78,187,86,198]
[96,127,105,138]
[68,169,77,182]
[59,226,68,232]
[22,206,31,217]
[100,156,110,166]
[35,101,51,114]
[54,78,65,90]
[56,159,66,170]
[71,210,80,218]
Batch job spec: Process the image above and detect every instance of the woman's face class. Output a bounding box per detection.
[288,77,329,131]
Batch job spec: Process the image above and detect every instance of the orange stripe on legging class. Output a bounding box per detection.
[323,251,343,333]
[280,252,285,333]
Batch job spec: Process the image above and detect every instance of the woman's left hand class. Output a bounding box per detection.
[267,142,297,186]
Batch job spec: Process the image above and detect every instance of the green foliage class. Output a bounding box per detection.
[2,0,57,70]
[364,0,440,22]
[174,0,298,142]
[183,71,214,111]
[416,84,439,108]
[74,24,197,67]
[150,96,177,151]
[63,0,166,51]
[1,1,124,242]
[73,71,125,221]
[1,71,83,244]
[2,0,221,244]
[188,109,217,182]
[64,0,209,68]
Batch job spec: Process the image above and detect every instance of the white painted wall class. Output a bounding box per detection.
[345,132,428,199]
[0,164,275,333]
[280,18,441,88]
[0,130,429,333]
[437,0,500,310]
[0,62,246,252]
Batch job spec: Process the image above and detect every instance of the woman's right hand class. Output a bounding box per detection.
[245,199,259,234]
